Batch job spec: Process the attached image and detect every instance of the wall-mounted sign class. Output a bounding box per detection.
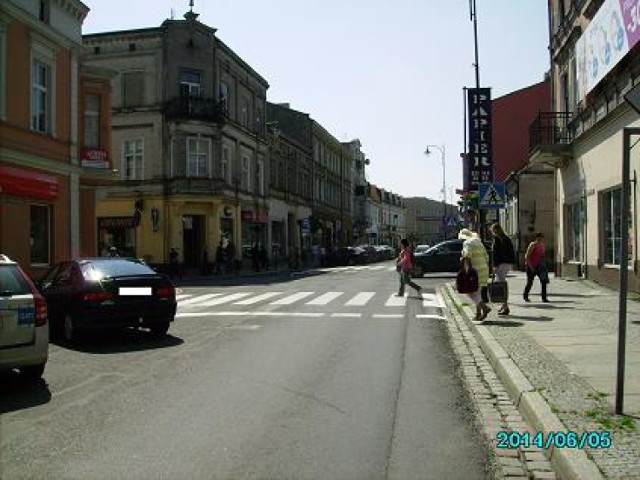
[80,147,109,169]
[467,88,493,189]
[0,165,59,201]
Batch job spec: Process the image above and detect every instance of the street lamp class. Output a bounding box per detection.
[425,144,446,239]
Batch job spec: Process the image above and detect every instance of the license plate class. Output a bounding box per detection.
[119,287,152,296]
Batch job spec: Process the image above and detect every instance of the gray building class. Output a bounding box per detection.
[405,197,457,246]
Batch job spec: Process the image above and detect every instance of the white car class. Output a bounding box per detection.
[0,254,48,380]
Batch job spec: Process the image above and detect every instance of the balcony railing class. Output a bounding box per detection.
[164,96,226,123]
[529,112,573,153]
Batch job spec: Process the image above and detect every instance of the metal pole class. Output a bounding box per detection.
[442,146,446,240]
[616,127,634,414]
[470,0,484,239]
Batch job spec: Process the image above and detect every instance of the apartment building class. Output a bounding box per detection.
[82,6,269,268]
[0,0,113,277]
[539,0,640,291]
[405,197,456,246]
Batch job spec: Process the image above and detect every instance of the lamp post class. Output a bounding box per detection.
[425,144,446,240]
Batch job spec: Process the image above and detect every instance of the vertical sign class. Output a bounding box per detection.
[467,88,493,189]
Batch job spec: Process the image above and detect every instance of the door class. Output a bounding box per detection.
[182,215,205,268]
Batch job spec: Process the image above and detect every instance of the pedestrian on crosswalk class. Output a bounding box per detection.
[396,238,422,297]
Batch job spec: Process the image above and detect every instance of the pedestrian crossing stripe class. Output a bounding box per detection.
[176,291,444,309]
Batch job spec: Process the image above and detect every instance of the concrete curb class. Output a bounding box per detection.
[440,283,604,480]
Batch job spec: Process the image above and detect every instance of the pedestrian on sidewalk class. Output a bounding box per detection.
[490,223,515,316]
[396,238,422,297]
[169,247,182,281]
[523,232,550,302]
[459,228,491,321]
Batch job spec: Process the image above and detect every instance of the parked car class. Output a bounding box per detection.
[0,254,48,380]
[37,258,177,343]
[412,239,492,277]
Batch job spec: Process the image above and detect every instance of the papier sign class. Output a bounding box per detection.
[576,0,640,100]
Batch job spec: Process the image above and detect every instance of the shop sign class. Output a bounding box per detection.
[0,165,59,201]
[98,216,137,229]
[241,210,267,223]
[80,147,109,169]
[467,87,493,189]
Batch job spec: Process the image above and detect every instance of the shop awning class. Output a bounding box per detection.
[0,165,59,201]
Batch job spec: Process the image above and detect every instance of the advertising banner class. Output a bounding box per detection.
[576,0,640,100]
[467,87,493,190]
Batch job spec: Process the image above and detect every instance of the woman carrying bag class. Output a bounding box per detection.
[490,223,515,315]
[458,229,491,321]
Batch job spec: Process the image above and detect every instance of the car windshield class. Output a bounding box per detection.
[80,259,155,281]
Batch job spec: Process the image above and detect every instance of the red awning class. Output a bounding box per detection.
[0,165,60,201]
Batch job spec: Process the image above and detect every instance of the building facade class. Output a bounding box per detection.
[0,0,113,278]
[82,7,269,269]
[540,0,640,292]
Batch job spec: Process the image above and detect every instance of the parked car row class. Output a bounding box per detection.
[327,244,396,266]
[0,254,177,381]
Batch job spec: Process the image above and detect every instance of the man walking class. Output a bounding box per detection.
[396,238,422,297]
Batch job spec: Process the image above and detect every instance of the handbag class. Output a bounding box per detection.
[487,276,508,303]
[456,258,479,294]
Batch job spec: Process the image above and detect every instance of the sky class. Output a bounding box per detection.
[81,0,550,203]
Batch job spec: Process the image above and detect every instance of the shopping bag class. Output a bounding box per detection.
[487,280,508,303]
[456,259,479,294]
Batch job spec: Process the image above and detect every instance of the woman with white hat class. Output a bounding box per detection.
[458,228,491,321]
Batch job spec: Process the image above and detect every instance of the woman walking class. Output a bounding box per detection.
[490,223,516,315]
[523,232,549,302]
[396,239,422,297]
[459,228,491,321]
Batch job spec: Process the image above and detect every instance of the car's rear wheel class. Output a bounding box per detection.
[20,363,46,380]
[148,321,170,338]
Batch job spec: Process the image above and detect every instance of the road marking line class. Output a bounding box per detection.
[176,294,193,301]
[176,312,214,318]
[331,313,362,318]
[306,291,344,305]
[345,292,375,306]
[416,314,446,320]
[234,291,284,305]
[385,293,407,307]
[178,293,224,306]
[270,291,315,305]
[226,325,261,330]
[372,314,403,318]
[386,266,397,271]
[369,265,386,270]
[198,292,252,306]
[421,292,444,308]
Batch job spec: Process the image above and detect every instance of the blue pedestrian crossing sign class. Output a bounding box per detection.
[478,182,506,209]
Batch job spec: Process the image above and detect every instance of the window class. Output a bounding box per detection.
[221,144,231,182]
[256,156,264,195]
[180,71,201,97]
[219,82,229,112]
[566,200,584,261]
[30,205,50,265]
[122,71,144,108]
[84,95,101,147]
[241,97,249,128]
[122,139,144,180]
[602,188,622,265]
[39,0,50,23]
[187,137,210,177]
[557,0,565,21]
[255,106,263,135]
[31,60,50,133]
[241,154,251,191]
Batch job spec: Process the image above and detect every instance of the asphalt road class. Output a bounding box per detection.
[1,262,490,479]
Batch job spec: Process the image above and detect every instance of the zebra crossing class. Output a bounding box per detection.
[317,264,398,274]
[176,290,445,311]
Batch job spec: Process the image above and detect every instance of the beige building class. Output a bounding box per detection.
[405,197,457,246]
[539,0,640,291]
[82,6,269,269]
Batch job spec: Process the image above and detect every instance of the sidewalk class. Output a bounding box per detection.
[441,271,640,479]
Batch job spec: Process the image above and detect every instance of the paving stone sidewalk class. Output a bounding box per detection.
[441,272,640,479]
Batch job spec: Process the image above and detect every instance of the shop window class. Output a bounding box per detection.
[601,188,622,265]
[122,139,144,180]
[84,94,101,147]
[30,204,50,265]
[187,137,210,177]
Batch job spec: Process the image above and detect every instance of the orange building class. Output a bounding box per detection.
[0,0,113,278]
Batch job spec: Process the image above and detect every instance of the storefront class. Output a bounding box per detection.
[97,216,138,258]
[241,209,267,253]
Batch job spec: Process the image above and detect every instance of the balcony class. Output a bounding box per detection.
[164,96,226,123]
[528,112,574,167]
